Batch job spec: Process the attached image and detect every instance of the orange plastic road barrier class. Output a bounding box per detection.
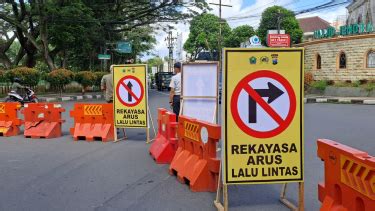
[317,139,375,211]
[0,102,22,136]
[70,103,114,142]
[149,108,178,164]
[169,115,220,192]
[22,103,65,138]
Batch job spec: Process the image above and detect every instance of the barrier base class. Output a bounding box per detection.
[0,125,20,137]
[170,149,219,192]
[149,135,176,164]
[169,149,192,176]
[24,121,62,139]
[70,123,114,142]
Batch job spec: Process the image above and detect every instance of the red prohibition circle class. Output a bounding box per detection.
[230,70,296,139]
[116,75,144,107]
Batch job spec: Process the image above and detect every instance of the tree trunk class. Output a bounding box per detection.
[37,0,56,71]
[0,55,12,69]
[25,53,36,67]
[62,50,67,68]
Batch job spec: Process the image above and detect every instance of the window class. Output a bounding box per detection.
[339,52,346,69]
[367,50,375,68]
[316,54,321,70]
[358,15,362,24]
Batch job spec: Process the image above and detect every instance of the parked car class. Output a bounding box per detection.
[155,72,173,91]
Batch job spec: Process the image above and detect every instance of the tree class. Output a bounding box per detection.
[257,6,303,45]
[0,1,209,70]
[225,25,255,47]
[184,13,231,60]
[147,57,164,73]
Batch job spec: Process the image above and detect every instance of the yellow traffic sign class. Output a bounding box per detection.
[223,48,304,184]
[113,64,148,128]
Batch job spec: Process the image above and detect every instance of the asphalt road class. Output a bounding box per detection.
[0,89,374,211]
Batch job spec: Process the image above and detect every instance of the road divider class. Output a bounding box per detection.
[0,102,22,136]
[169,115,220,192]
[70,103,114,142]
[22,103,65,139]
[317,139,375,211]
[149,108,178,164]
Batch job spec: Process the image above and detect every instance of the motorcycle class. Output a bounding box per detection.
[5,87,39,104]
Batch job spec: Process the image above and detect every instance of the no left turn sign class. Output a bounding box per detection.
[230,70,296,138]
[116,75,144,107]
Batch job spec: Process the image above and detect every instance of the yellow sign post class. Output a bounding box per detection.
[113,64,149,142]
[215,48,304,210]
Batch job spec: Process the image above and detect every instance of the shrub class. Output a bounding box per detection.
[359,79,368,85]
[365,83,375,92]
[304,71,313,90]
[311,80,328,91]
[353,80,361,87]
[327,80,335,85]
[5,67,40,86]
[94,71,108,87]
[46,69,74,93]
[345,80,352,84]
[0,69,8,83]
[75,71,96,88]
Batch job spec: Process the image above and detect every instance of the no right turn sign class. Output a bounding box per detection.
[223,48,304,185]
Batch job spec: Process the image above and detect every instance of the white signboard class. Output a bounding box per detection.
[181,62,218,123]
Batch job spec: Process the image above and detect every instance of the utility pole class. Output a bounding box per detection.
[277,9,282,34]
[209,1,232,68]
[165,31,177,72]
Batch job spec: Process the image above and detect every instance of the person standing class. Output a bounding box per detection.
[101,65,114,103]
[101,65,127,138]
[169,62,181,118]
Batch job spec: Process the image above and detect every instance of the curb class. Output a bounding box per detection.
[304,97,375,105]
[39,94,104,102]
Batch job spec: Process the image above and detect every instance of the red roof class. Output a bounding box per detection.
[297,16,331,33]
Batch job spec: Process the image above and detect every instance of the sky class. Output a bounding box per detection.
[145,0,350,60]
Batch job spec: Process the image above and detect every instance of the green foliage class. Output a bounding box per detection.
[46,69,74,92]
[93,72,108,87]
[0,69,8,83]
[4,39,21,64]
[1,1,209,70]
[365,83,375,92]
[353,81,361,87]
[225,25,255,47]
[6,67,40,86]
[74,71,96,87]
[258,6,303,45]
[184,13,231,59]
[311,80,328,91]
[147,57,164,73]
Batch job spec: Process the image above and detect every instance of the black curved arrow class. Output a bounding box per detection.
[249,82,284,123]
[127,81,133,102]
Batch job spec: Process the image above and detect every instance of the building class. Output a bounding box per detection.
[295,1,375,81]
[297,16,331,42]
[347,0,375,24]
[296,34,375,81]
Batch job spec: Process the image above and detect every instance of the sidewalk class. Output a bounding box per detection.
[39,92,105,102]
[305,95,375,104]
[0,92,105,102]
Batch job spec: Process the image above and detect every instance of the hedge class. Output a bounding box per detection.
[46,69,74,92]
[94,71,108,87]
[5,67,40,86]
[75,71,96,88]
